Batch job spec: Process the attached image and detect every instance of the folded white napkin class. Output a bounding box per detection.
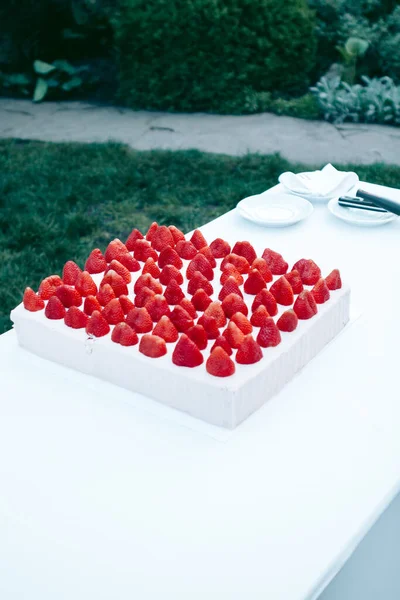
[278,164,359,199]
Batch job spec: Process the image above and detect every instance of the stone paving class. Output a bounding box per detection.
[1,98,400,166]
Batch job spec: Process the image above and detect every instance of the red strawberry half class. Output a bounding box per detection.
[134,273,163,295]
[204,301,226,328]
[292,259,321,285]
[100,270,128,297]
[256,318,281,348]
[38,275,63,300]
[223,321,245,349]
[191,289,212,311]
[221,253,250,274]
[220,263,244,286]
[251,289,278,317]
[134,239,158,262]
[85,248,107,274]
[186,254,214,281]
[142,257,161,279]
[175,240,198,260]
[218,277,243,301]
[187,271,214,296]
[106,259,131,284]
[146,221,158,242]
[209,238,231,258]
[186,324,208,350]
[134,286,155,308]
[244,269,266,295]
[293,290,318,320]
[23,287,45,312]
[172,334,204,367]
[104,238,128,263]
[277,309,298,332]
[170,305,194,332]
[158,247,183,270]
[269,276,294,306]
[169,225,185,244]
[179,297,197,319]
[126,307,153,333]
[211,335,233,356]
[190,229,207,250]
[250,305,270,327]
[311,278,330,304]
[164,280,185,305]
[232,241,257,265]
[83,295,102,316]
[231,312,252,334]
[197,314,220,339]
[125,228,144,251]
[261,248,288,275]
[97,284,116,306]
[206,347,235,377]
[111,322,138,346]
[85,310,110,337]
[102,298,125,325]
[251,258,272,283]
[285,270,303,294]
[45,296,66,320]
[221,293,248,319]
[117,252,140,272]
[151,225,175,251]
[199,245,217,268]
[75,271,97,297]
[159,264,183,286]
[64,306,89,329]
[62,260,82,285]
[152,315,179,342]
[325,269,342,290]
[55,285,82,308]
[139,334,167,358]
[236,335,263,364]
[119,294,135,314]
[145,294,171,321]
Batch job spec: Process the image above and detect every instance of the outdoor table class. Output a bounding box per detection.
[1,180,400,600]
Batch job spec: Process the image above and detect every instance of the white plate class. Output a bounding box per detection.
[237,192,313,227]
[279,169,359,202]
[328,198,398,227]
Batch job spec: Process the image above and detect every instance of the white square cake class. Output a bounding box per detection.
[10,224,350,429]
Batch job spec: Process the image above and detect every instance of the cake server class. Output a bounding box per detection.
[357,188,400,216]
[338,196,388,213]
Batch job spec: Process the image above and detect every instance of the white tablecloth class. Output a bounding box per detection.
[1,181,400,600]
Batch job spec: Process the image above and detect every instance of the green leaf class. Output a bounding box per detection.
[52,60,76,75]
[61,77,83,91]
[345,37,369,58]
[62,28,86,40]
[8,73,32,85]
[71,0,89,25]
[33,77,48,102]
[33,60,56,75]
[47,77,60,88]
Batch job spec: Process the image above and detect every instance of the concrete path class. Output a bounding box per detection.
[1,98,400,166]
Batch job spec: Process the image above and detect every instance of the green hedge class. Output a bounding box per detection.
[115,0,317,113]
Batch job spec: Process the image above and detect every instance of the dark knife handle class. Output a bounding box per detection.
[357,189,400,216]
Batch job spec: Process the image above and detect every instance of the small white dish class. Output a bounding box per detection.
[328,198,398,227]
[237,192,313,227]
[279,164,359,202]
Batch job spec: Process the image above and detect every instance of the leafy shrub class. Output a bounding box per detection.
[115,0,317,113]
[308,0,400,83]
[311,75,400,124]
[0,0,116,100]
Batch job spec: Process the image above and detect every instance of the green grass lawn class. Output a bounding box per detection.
[1,138,399,334]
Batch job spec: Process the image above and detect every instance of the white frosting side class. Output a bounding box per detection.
[10,254,350,428]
